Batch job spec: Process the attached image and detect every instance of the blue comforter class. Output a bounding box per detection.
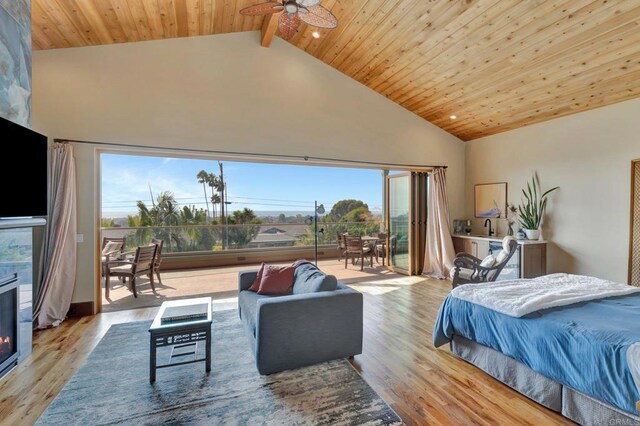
[434,293,640,414]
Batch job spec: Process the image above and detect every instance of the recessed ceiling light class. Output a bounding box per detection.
[312,31,320,39]
[450,115,457,120]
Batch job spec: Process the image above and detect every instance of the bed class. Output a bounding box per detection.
[433,273,640,425]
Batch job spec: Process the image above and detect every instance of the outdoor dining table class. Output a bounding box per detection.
[361,236,386,265]
[360,236,379,244]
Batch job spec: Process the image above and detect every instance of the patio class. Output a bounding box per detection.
[102,258,419,312]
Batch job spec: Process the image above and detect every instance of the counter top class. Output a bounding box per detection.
[452,233,547,245]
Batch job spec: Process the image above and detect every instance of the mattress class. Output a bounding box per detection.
[434,292,640,415]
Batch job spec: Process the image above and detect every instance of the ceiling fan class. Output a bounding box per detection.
[240,1,338,40]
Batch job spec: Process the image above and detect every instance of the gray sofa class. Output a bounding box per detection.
[237,262,363,375]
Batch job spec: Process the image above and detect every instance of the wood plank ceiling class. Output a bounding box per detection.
[31,0,640,140]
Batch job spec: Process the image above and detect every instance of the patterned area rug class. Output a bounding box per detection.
[37,310,402,425]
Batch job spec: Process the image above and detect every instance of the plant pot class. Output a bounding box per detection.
[524,229,540,240]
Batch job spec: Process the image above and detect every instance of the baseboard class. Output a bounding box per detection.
[67,301,94,317]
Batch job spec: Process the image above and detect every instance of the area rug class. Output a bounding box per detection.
[36,310,402,425]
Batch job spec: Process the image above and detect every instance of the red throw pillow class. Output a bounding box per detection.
[257,265,296,295]
[248,263,266,292]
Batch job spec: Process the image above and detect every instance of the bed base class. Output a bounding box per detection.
[451,336,640,426]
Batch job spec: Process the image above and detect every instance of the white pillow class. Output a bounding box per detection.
[102,241,122,256]
[480,254,496,268]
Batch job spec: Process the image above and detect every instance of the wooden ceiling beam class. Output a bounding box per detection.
[260,11,282,47]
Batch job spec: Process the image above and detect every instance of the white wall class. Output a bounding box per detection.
[466,98,640,283]
[31,32,465,306]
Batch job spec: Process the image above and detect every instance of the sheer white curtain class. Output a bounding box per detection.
[34,142,77,329]
[423,168,455,279]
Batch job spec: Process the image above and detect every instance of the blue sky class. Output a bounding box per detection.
[101,154,383,217]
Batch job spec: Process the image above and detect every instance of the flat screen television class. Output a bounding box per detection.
[0,117,48,218]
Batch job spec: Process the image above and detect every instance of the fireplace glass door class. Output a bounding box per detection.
[0,274,18,373]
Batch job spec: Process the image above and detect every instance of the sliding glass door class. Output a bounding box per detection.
[385,171,429,275]
[386,173,411,274]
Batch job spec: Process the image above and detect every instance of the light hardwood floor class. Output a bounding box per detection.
[0,274,570,425]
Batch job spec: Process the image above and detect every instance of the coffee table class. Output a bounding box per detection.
[148,297,212,383]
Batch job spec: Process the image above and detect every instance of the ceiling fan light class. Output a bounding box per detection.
[284,1,298,13]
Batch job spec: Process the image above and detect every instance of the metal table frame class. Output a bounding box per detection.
[148,297,212,383]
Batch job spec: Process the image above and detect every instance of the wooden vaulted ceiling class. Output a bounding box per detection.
[32,0,640,140]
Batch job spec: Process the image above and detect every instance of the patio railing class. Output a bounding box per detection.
[101,221,385,255]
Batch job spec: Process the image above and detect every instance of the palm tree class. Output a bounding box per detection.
[155,192,181,226]
[224,208,262,249]
[210,193,221,220]
[196,170,210,221]
[207,173,225,219]
[180,205,213,250]
[133,191,184,252]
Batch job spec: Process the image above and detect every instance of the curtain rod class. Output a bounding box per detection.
[54,138,448,170]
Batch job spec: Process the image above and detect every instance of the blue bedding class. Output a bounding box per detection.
[434,293,640,414]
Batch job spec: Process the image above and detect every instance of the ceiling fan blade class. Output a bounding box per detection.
[297,0,320,7]
[299,5,337,29]
[278,13,301,40]
[240,2,284,16]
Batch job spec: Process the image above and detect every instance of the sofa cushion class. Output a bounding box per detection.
[292,261,338,294]
[257,265,295,295]
[449,267,474,281]
[480,254,496,268]
[238,290,272,336]
[495,249,510,265]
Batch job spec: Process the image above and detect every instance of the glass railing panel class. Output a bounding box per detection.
[101,221,386,254]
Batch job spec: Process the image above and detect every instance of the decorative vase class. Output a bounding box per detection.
[524,229,540,240]
[507,223,514,236]
[516,229,526,240]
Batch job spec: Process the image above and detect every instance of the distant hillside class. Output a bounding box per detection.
[103,208,383,225]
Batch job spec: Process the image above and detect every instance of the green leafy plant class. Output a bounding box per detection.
[518,176,559,230]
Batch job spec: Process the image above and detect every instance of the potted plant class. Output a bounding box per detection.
[517,176,558,240]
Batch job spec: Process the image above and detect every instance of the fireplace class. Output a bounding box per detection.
[0,273,18,376]
[0,219,45,380]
